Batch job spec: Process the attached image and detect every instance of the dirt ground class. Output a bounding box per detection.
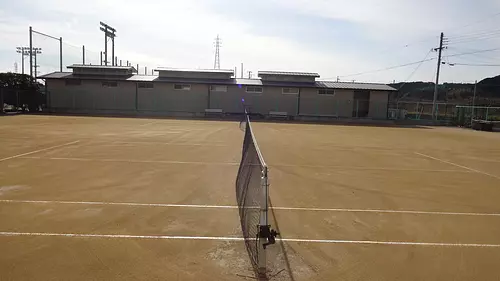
[1,115,500,281]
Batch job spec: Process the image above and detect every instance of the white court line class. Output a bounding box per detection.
[139,121,161,126]
[0,141,80,162]
[2,199,500,217]
[270,164,468,173]
[19,156,239,166]
[0,231,499,248]
[415,152,500,180]
[108,141,229,147]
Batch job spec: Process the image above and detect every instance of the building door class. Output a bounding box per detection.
[353,90,370,117]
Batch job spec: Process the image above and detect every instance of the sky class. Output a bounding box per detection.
[1,0,500,84]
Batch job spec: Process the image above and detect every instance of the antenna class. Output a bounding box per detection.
[214,34,221,69]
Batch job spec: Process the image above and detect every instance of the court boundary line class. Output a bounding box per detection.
[414,152,500,180]
[19,156,239,166]
[15,156,469,172]
[0,231,499,248]
[271,164,469,173]
[0,141,80,162]
[107,141,229,147]
[2,199,499,217]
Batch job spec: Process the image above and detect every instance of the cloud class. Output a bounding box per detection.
[0,0,499,82]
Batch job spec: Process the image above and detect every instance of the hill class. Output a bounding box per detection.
[389,75,500,105]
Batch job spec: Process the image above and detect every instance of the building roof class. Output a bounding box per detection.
[316,81,396,91]
[258,71,320,77]
[39,72,72,79]
[38,72,396,91]
[67,64,137,71]
[154,68,234,74]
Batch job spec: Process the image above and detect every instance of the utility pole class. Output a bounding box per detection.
[82,45,85,64]
[16,47,30,74]
[241,63,243,78]
[213,34,221,69]
[432,32,447,120]
[471,80,477,126]
[100,21,116,66]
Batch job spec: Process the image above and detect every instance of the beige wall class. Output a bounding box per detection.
[48,79,136,111]
[210,85,298,115]
[299,88,354,117]
[137,83,208,113]
[157,71,231,80]
[368,91,389,119]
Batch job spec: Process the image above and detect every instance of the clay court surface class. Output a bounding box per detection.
[1,115,500,281]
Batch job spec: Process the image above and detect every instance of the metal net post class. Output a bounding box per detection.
[258,166,268,277]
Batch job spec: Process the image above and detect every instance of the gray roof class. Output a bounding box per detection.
[38,72,72,79]
[258,71,320,77]
[154,68,234,74]
[67,64,137,71]
[38,72,396,91]
[316,81,396,91]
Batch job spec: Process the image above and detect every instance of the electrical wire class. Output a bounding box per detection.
[335,57,435,79]
[397,49,433,90]
[446,47,500,58]
[449,63,500,66]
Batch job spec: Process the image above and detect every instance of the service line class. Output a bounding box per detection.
[0,141,80,162]
[415,152,500,180]
[1,199,500,217]
[0,231,499,248]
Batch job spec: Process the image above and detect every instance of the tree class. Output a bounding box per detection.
[0,72,43,112]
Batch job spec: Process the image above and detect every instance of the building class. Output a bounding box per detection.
[40,65,396,119]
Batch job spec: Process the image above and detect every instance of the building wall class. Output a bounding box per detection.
[137,83,208,113]
[210,85,299,115]
[368,91,389,119]
[158,71,231,80]
[299,88,354,117]
[48,79,136,111]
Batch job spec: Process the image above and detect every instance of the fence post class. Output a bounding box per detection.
[0,88,4,113]
[486,107,489,121]
[356,100,359,118]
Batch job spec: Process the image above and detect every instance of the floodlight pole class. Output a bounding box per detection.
[59,37,63,71]
[29,26,33,79]
[82,45,85,64]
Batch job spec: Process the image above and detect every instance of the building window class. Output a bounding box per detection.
[174,84,191,90]
[102,81,118,87]
[282,88,299,95]
[246,86,263,93]
[138,82,154,89]
[210,85,227,92]
[318,89,335,95]
[65,79,81,86]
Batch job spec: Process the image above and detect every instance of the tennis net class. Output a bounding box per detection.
[236,113,278,277]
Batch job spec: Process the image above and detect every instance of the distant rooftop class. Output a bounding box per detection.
[154,68,234,74]
[67,64,137,71]
[258,71,320,77]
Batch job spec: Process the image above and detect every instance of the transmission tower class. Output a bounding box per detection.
[214,34,221,69]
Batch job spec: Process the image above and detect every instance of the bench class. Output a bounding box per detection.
[268,111,288,119]
[205,108,223,117]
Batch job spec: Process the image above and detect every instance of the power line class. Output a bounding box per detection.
[449,62,500,66]
[446,47,500,58]
[335,57,435,78]
[397,49,433,90]
[446,12,500,35]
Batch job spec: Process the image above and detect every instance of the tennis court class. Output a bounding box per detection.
[1,115,500,280]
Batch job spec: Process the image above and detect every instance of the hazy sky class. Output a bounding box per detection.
[1,0,500,83]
